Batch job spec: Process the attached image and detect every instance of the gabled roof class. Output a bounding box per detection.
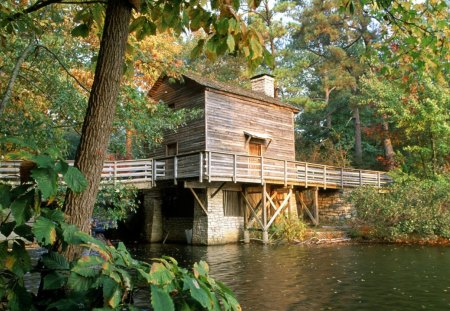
[150,73,300,113]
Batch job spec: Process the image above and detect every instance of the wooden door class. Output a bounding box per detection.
[248,142,262,178]
[249,143,261,156]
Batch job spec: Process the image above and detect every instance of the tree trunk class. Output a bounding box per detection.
[381,115,395,170]
[353,107,362,166]
[63,0,132,258]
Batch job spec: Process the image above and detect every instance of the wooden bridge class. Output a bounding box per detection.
[0,151,391,189]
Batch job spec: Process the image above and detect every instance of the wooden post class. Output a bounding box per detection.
[199,152,203,183]
[313,187,319,226]
[377,171,381,188]
[323,165,327,189]
[243,187,250,243]
[260,156,264,185]
[340,167,344,188]
[305,162,308,188]
[151,159,155,187]
[284,160,287,187]
[113,161,117,186]
[174,156,178,185]
[208,151,211,180]
[262,183,268,243]
[233,154,237,182]
[359,170,362,186]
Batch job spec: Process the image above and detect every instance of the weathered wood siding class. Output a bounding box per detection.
[148,79,206,157]
[205,90,296,161]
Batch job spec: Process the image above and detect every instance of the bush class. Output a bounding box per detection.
[0,155,241,310]
[349,174,450,241]
[270,215,307,242]
[94,184,139,229]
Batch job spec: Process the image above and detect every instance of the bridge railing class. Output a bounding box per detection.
[202,151,391,188]
[0,159,153,187]
[0,152,391,189]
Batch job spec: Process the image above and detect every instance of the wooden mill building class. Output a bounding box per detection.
[140,73,390,245]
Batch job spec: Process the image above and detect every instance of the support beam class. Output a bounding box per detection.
[266,188,292,229]
[210,182,226,198]
[262,183,268,244]
[296,191,318,226]
[241,191,264,228]
[262,183,267,229]
[188,187,208,215]
[313,187,319,226]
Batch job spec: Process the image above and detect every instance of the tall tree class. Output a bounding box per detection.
[1,0,269,259]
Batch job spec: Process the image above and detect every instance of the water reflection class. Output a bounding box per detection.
[129,243,450,310]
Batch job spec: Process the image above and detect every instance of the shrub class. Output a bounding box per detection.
[349,174,450,241]
[270,215,307,242]
[94,183,139,229]
[0,155,241,310]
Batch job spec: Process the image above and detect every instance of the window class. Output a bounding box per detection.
[166,142,178,156]
[223,191,243,216]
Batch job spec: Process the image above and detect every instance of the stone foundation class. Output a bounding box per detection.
[142,189,163,242]
[318,189,354,222]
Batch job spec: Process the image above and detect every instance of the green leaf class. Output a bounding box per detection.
[6,241,31,277]
[72,255,103,277]
[31,167,57,199]
[7,285,32,311]
[55,160,69,174]
[43,271,67,290]
[0,183,12,209]
[102,277,121,308]
[71,24,90,37]
[129,16,146,33]
[193,260,209,278]
[0,221,16,237]
[63,166,87,193]
[33,216,57,246]
[151,285,174,311]
[10,192,33,225]
[61,223,83,244]
[42,251,70,270]
[67,272,95,292]
[32,154,54,168]
[42,208,65,222]
[226,34,235,52]
[149,262,175,286]
[183,275,213,309]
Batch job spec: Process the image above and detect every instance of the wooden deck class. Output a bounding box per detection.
[0,151,391,189]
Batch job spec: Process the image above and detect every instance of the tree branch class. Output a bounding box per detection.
[4,0,106,22]
[0,40,36,116]
[36,45,91,93]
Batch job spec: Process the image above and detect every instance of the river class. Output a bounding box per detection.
[129,243,450,310]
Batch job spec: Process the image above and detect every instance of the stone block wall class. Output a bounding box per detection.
[142,189,163,242]
[205,188,244,245]
[318,189,354,222]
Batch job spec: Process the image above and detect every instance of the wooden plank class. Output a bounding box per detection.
[266,189,291,229]
[188,187,208,215]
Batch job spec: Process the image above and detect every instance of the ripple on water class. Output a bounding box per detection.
[131,243,450,311]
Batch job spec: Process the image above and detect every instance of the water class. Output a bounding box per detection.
[128,243,450,311]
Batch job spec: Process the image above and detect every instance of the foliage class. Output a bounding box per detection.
[349,174,450,241]
[0,156,241,310]
[94,183,139,229]
[270,215,307,242]
[359,73,450,176]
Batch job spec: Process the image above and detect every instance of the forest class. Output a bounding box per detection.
[0,0,449,310]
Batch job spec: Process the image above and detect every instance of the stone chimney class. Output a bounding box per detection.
[250,74,275,98]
